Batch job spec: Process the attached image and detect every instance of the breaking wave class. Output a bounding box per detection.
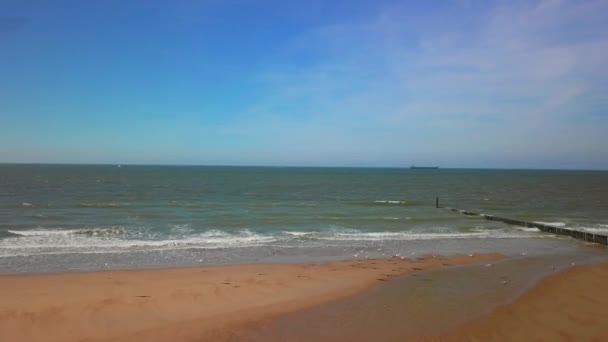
[370,200,411,206]
[534,221,567,227]
[1,224,541,257]
[0,230,21,238]
[578,227,608,234]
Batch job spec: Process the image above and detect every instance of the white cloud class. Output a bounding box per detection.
[238,0,608,168]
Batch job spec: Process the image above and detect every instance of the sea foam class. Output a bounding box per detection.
[0,224,545,258]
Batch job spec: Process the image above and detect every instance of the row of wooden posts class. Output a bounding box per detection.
[435,196,608,246]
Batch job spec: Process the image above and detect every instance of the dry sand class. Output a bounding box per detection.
[437,261,608,341]
[0,254,500,342]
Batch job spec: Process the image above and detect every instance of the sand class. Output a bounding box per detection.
[0,254,501,342]
[437,261,608,341]
[4,253,605,342]
[245,255,548,341]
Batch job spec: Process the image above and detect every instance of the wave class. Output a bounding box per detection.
[282,231,312,236]
[322,216,417,222]
[1,228,277,257]
[8,229,76,237]
[517,227,541,232]
[457,226,484,233]
[311,231,490,241]
[1,225,542,257]
[78,202,130,208]
[29,214,66,221]
[170,224,195,235]
[534,221,567,227]
[289,228,521,241]
[578,227,608,234]
[370,200,411,206]
[350,200,414,207]
[0,230,21,238]
[76,227,129,237]
[8,227,128,237]
[168,201,220,208]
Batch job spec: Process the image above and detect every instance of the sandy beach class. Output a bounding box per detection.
[228,253,608,341]
[0,254,501,342]
[438,261,608,341]
[1,253,608,341]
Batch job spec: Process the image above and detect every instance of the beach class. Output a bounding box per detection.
[2,253,608,341]
[440,261,608,341]
[0,254,501,342]
[246,250,608,341]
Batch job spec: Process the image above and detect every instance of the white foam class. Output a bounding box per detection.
[8,229,77,236]
[283,231,313,236]
[534,221,566,227]
[1,228,277,257]
[518,227,541,232]
[316,227,538,241]
[170,224,194,235]
[21,202,34,207]
[1,226,542,258]
[578,227,608,233]
[326,231,490,241]
[374,200,407,204]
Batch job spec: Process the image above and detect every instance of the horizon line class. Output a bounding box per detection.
[0,162,606,172]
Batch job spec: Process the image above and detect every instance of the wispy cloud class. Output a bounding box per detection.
[232,0,608,168]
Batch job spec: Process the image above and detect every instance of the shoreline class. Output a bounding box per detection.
[0,254,501,342]
[0,235,590,275]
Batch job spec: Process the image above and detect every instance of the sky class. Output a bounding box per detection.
[1,0,607,169]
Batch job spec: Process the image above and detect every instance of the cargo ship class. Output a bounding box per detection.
[410,166,439,170]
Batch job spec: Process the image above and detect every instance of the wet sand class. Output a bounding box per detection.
[248,253,608,341]
[245,255,561,341]
[438,261,608,341]
[0,254,500,342]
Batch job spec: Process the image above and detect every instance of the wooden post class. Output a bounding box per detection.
[437,205,608,246]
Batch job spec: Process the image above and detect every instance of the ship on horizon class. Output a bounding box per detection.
[410,165,439,170]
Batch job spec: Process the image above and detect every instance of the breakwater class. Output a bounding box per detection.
[441,206,608,246]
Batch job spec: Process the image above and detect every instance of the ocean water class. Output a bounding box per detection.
[1,165,607,272]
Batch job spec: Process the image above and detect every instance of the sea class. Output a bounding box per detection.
[1,164,607,273]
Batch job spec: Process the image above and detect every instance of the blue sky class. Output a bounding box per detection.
[1,0,607,168]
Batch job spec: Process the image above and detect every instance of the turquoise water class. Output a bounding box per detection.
[1,165,606,272]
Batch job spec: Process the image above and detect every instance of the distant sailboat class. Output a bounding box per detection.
[117,164,122,168]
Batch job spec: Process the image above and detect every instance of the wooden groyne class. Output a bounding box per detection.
[438,203,608,246]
